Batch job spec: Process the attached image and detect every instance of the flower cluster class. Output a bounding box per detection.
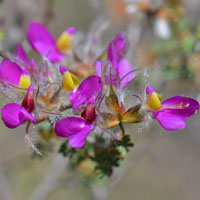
[0,21,199,176]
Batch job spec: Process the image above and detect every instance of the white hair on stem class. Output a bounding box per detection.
[24,121,42,156]
[137,113,152,134]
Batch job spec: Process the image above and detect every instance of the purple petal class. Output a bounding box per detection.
[108,33,127,65]
[23,69,29,75]
[69,75,103,110]
[1,103,35,129]
[153,111,186,130]
[27,22,63,62]
[107,43,118,70]
[65,27,76,35]
[87,96,95,105]
[55,117,94,148]
[112,33,127,61]
[55,117,86,137]
[95,61,102,77]
[0,59,23,85]
[59,65,67,75]
[30,58,37,70]
[16,44,29,66]
[32,41,63,63]
[118,59,134,88]
[69,122,94,148]
[27,22,55,49]
[69,92,87,110]
[146,85,155,94]
[94,61,118,87]
[45,47,64,63]
[161,96,199,118]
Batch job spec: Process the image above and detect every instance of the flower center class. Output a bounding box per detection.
[81,104,96,123]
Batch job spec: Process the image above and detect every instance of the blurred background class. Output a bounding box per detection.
[0,0,200,199]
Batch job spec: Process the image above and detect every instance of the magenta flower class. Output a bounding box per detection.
[0,59,31,89]
[107,33,127,70]
[1,84,35,128]
[146,85,200,130]
[69,75,103,110]
[95,33,134,88]
[56,76,102,148]
[95,59,134,88]
[55,104,96,148]
[27,22,75,63]
[1,103,35,128]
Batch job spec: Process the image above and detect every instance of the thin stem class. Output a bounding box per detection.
[36,117,47,124]
[39,110,63,116]
[25,121,42,156]
[119,121,125,138]
[0,80,27,92]
[59,103,72,111]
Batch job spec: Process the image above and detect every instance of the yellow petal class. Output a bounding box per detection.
[70,73,80,89]
[19,75,31,89]
[157,93,162,101]
[56,33,72,53]
[62,71,80,91]
[146,92,161,110]
[63,71,74,91]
